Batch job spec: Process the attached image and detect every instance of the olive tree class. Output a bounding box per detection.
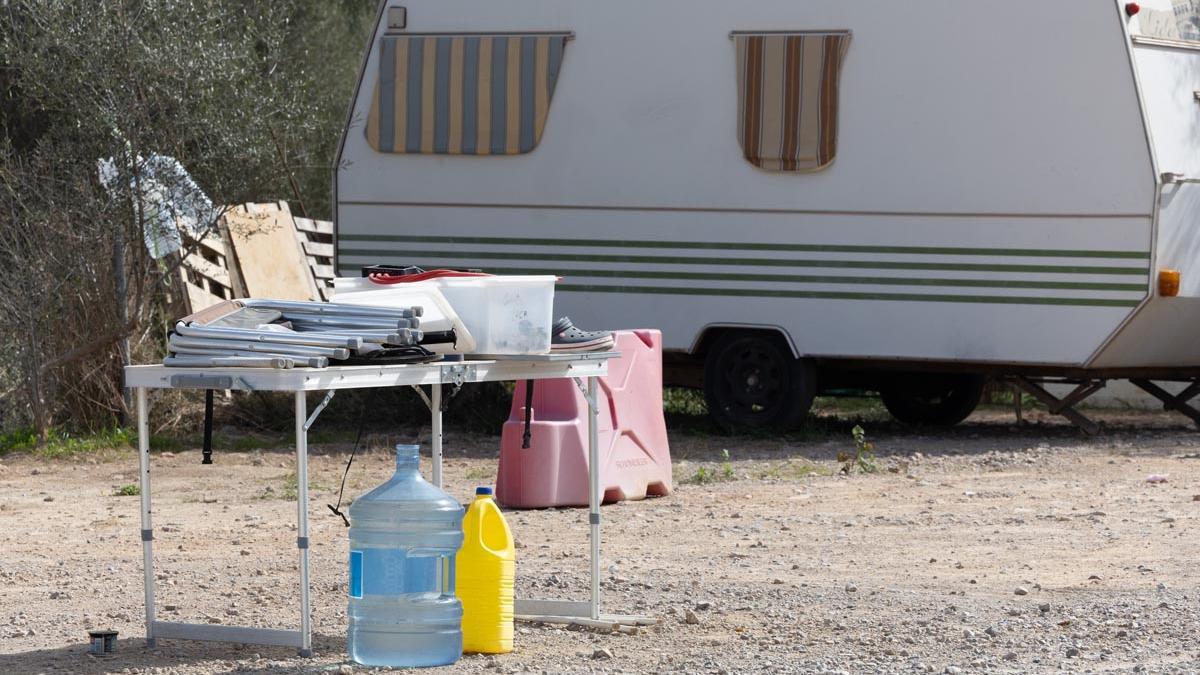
[0,0,374,438]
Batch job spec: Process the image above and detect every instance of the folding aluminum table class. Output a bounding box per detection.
[123,352,647,656]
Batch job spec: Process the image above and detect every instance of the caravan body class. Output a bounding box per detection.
[334,0,1200,424]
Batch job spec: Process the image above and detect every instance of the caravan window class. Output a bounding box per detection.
[365,33,570,155]
[733,32,851,172]
[1137,2,1200,42]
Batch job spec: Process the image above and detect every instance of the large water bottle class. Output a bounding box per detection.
[347,444,464,667]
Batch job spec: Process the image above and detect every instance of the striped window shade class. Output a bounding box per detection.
[734,32,851,172]
[365,34,570,155]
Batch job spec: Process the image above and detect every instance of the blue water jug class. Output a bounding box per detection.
[347,444,464,667]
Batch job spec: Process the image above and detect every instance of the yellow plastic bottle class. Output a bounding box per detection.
[456,487,515,654]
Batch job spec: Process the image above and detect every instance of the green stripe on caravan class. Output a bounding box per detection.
[338,248,1149,275]
[554,284,1142,308]
[337,234,1151,260]
[365,266,1148,292]
[338,262,1141,308]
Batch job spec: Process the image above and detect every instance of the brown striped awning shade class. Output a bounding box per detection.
[734,32,851,172]
[365,34,570,155]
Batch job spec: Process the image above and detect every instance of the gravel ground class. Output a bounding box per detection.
[1,407,1199,674]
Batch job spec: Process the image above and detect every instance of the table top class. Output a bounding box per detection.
[125,352,617,392]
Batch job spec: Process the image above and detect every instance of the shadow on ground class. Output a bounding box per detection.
[0,633,350,675]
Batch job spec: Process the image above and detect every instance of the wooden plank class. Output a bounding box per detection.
[310,263,335,280]
[221,203,319,301]
[184,252,232,287]
[217,218,248,298]
[183,282,229,316]
[293,217,334,235]
[302,240,335,258]
[195,232,227,257]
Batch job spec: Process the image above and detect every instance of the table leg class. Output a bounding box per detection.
[587,377,601,620]
[431,384,443,488]
[294,392,312,657]
[137,387,157,648]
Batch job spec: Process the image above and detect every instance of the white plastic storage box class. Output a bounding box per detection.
[434,276,555,355]
[334,275,556,355]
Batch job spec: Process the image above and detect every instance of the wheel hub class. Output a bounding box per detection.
[726,348,782,411]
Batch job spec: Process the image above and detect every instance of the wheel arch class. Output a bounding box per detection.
[690,323,800,359]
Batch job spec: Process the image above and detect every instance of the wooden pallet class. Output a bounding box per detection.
[175,202,334,314]
[177,229,236,314]
[220,201,320,302]
[293,213,335,301]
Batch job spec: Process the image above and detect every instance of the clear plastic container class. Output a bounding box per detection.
[457,487,516,654]
[347,445,464,667]
[332,275,556,355]
[433,276,555,355]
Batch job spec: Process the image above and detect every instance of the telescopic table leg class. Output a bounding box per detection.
[137,387,157,648]
[294,392,312,657]
[431,383,443,488]
[587,377,601,620]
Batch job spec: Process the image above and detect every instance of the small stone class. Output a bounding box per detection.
[985,626,999,638]
[772,578,784,585]
[1066,647,1080,657]
[339,665,353,675]
[684,609,700,625]
[695,601,711,610]
[43,496,54,502]
[1038,602,1050,612]
[1003,652,1018,661]
[945,667,962,675]
[591,647,613,660]
[844,583,858,593]
[1014,586,1029,596]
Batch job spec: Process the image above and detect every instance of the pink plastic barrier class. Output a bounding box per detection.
[496,330,672,508]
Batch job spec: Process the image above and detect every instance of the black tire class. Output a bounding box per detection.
[702,332,816,432]
[879,374,985,427]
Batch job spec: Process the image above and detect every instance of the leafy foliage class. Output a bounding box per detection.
[0,0,375,438]
[838,424,878,475]
[113,483,140,497]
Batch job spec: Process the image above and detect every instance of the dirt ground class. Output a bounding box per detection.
[1,407,1199,674]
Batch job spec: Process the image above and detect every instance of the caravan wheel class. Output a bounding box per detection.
[703,332,816,432]
[880,374,985,427]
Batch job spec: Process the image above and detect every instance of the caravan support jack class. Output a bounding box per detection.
[1129,379,1200,428]
[1007,376,1107,435]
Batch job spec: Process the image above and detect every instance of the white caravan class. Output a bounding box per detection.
[334,0,1200,431]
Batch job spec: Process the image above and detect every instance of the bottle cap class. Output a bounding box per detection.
[475,486,494,496]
